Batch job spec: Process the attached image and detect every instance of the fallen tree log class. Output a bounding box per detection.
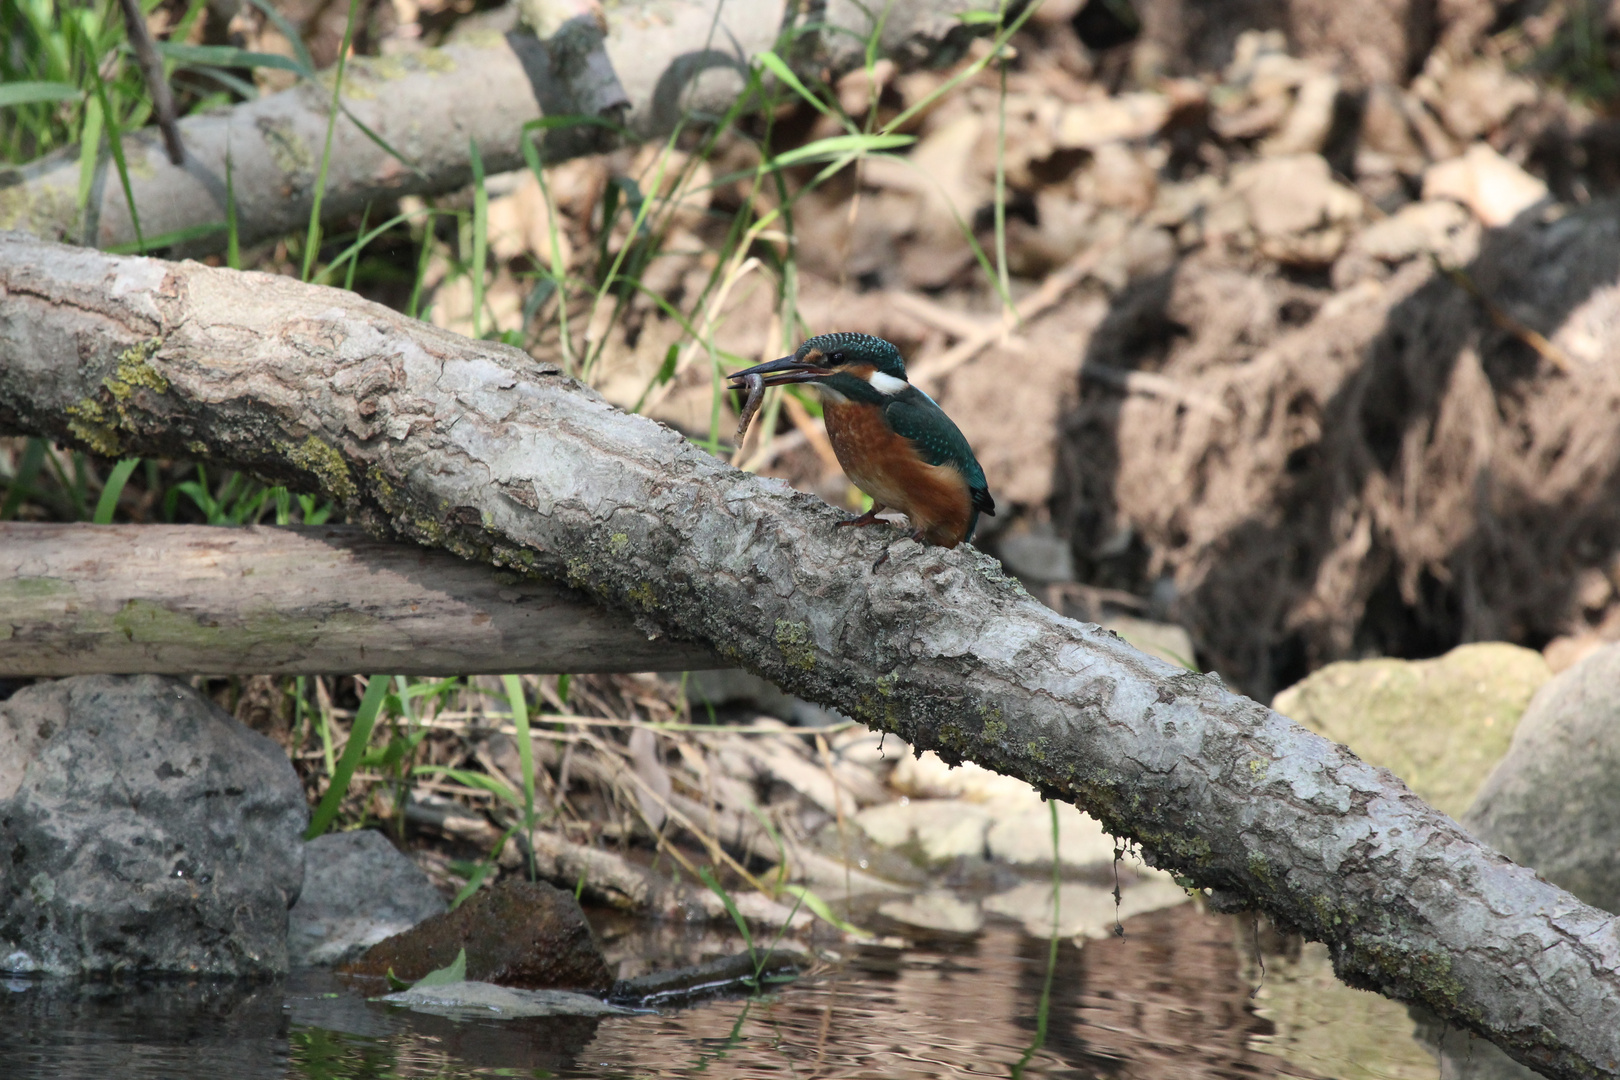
[0,232,1614,1078]
[0,523,717,675]
[0,0,993,255]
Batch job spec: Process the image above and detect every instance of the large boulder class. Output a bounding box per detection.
[1465,642,1620,915]
[0,675,307,976]
[288,829,447,967]
[1271,642,1551,819]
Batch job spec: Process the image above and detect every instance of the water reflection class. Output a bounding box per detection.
[0,905,1439,1080]
[0,974,289,1080]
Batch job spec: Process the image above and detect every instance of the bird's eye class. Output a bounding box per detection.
[830,352,845,364]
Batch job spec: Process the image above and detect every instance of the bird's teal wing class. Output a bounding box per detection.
[883,391,996,518]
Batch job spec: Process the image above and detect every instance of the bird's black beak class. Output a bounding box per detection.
[727,355,831,389]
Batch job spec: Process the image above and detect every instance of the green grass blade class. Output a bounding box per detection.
[406,206,438,320]
[449,826,514,909]
[168,0,211,58]
[779,883,867,937]
[337,103,423,177]
[1010,800,1063,1079]
[499,675,536,822]
[301,0,361,281]
[881,1,1039,135]
[241,0,316,75]
[177,66,260,101]
[765,132,913,170]
[697,865,756,963]
[754,50,836,120]
[104,221,228,255]
[85,60,143,252]
[343,202,370,291]
[993,1,1011,308]
[225,140,240,269]
[92,457,140,523]
[152,42,306,73]
[521,113,632,141]
[0,439,47,521]
[411,765,523,808]
[520,134,574,372]
[0,81,80,108]
[74,93,104,216]
[40,444,87,519]
[755,888,806,982]
[305,674,391,839]
[469,137,488,338]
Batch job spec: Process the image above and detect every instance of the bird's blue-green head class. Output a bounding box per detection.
[727,332,909,397]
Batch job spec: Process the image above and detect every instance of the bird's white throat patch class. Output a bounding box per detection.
[868,370,908,395]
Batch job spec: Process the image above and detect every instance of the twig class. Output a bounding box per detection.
[1431,255,1573,374]
[1082,363,1233,421]
[116,0,184,166]
[888,291,998,340]
[909,233,1125,389]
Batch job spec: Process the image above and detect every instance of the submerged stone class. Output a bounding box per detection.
[378,980,634,1020]
[343,879,612,991]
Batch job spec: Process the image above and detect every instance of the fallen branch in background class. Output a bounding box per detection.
[0,0,998,255]
[0,523,718,676]
[1,234,1616,1078]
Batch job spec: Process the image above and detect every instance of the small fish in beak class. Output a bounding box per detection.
[733,372,765,443]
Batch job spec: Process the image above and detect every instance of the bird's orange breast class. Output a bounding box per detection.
[822,399,974,547]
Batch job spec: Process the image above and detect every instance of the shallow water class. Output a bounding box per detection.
[1,903,1440,1080]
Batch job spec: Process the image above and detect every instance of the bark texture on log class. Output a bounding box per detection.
[0,233,1614,1079]
[0,0,992,255]
[0,523,718,675]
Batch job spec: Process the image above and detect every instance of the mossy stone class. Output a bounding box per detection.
[1271,642,1551,820]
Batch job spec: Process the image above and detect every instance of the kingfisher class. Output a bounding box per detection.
[728,332,995,562]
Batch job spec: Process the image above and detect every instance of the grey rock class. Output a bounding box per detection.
[1465,643,1620,915]
[289,829,447,967]
[0,675,307,976]
[995,523,1075,583]
[377,980,634,1020]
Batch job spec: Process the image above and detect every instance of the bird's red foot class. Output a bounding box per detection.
[837,505,888,529]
